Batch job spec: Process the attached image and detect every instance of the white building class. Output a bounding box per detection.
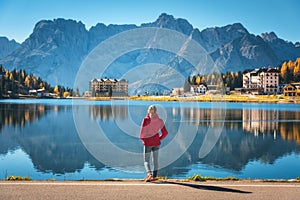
[171,88,184,96]
[243,68,279,94]
[191,84,207,94]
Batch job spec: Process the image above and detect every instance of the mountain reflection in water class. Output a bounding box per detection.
[0,100,299,179]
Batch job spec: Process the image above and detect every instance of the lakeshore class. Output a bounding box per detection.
[2,93,300,104]
[1,179,300,200]
[88,94,300,104]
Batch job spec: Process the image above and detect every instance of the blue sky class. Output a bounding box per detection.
[0,0,299,43]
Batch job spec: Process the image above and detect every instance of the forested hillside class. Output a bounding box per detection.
[0,65,73,98]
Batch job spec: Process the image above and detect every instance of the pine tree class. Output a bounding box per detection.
[284,66,293,83]
[0,76,3,96]
[0,65,5,74]
[183,79,191,92]
[191,75,196,85]
[76,87,80,97]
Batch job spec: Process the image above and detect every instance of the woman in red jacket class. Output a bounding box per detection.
[140,105,168,182]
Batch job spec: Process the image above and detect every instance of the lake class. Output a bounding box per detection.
[0,99,300,180]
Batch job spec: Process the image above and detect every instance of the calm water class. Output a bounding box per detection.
[0,99,300,180]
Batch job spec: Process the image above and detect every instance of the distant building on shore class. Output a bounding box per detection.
[243,68,279,95]
[90,78,128,97]
[283,83,300,96]
[190,84,207,94]
[171,87,184,96]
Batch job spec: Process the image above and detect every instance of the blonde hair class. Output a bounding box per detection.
[147,105,157,118]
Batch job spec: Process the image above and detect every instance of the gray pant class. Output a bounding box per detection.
[144,146,160,177]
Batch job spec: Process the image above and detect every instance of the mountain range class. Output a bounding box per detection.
[0,13,299,94]
[0,37,20,59]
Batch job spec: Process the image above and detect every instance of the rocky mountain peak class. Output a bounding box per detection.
[88,23,137,50]
[0,37,20,59]
[261,32,278,42]
[260,31,299,62]
[0,13,299,91]
[200,22,249,53]
[31,18,86,42]
[226,23,248,34]
[143,13,194,35]
[23,18,88,56]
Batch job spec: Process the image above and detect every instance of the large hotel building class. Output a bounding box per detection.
[243,68,279,94]
[90,78,128,97]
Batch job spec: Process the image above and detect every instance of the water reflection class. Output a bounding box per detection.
[90,104,129,121]
[179,107,300,144]
[0,104,49,130]
[0,101,300,179]
[0,103,104,175]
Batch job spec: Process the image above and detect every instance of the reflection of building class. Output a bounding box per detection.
[90,105,128,121]
[243,68,279,94]
[242,109,279,136]
[90,78,128,97]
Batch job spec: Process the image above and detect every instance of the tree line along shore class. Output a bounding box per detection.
[1,57,300,101]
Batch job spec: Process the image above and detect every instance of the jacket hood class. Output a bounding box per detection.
[147,113,159,120]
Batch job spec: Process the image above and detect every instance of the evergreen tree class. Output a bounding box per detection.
[0,76,4,96]
[107,86,112,97]
[0,65,6,76]
[191,75,196,85]
[76,87,80,97]
[283,66,293,83]
[183,79,191,92]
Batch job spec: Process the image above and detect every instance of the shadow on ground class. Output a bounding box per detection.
[157,181,252,194]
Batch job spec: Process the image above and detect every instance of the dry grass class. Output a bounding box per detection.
[130,95,300,103]
[6,176,32,181]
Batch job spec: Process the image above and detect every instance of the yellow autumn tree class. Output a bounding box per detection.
[9,73,14,81]
[63,91,70,98]
[21,70,25,80]
[32,77,38,88]
[24,76,30,88]
[294,58,300,81]
[294,64,300,77]
[195,75,201,85]
[281,61,287,77]
[5,71,10,79]
[287,60,294,69]
[54,86,59,95]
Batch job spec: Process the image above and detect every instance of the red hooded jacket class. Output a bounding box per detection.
[140,113,168,146]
